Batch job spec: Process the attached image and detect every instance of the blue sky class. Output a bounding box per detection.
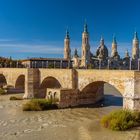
[0,0,140,59]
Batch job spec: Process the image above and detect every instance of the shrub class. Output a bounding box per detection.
[22,101,42,111]
[22,99,58,111]
[0,88,6,95]
[10,96,23,100]
[132,111,140,123]
[101,109,140,131]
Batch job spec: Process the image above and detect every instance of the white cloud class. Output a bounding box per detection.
[0,39,133,58]
[0,42,64,55]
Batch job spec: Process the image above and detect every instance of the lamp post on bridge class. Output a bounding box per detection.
[129,58,132,70]
[108,59,110,70]
[42,61,44,68]
[4,63,7,68]
[86,60,88,69]
[68,60,71,69]
[16,61,19,68]
[46,61,48,68]
[99,59,101,70]
[138,59,140,71]
[54,61,56,68]
[10,62,12,68]
[34,61,37,68]
[60,60,63,69]
[91,57,101,70]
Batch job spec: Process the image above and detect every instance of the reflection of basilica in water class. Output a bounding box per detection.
[67,23,139,70]
[22,22,140,70]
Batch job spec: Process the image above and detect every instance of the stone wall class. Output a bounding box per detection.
[46,88,61,101]
[77,69,135,95]
[58,87,104,108]
[0,68,140,111]
[0,68,27,87]
[39,69,74,89]
[123,71,140,111]
[59,89,79,108]
[24,69,40,98]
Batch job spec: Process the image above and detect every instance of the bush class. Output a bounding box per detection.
[0,88,6,95]
[22,99,58,111]
[10,96,23,100]
[101,109,140,131]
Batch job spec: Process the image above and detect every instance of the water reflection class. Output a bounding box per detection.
[103,95,123,107]
[103,83,123,107]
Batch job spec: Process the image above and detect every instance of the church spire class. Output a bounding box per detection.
[111,35,118,58]
[84,20,88,33]
[65,29,70,39]
[100,36,104,46]
[125,50,130,58]
[74,49,79,57]
[134,31,138,40]
[113,34,117,44]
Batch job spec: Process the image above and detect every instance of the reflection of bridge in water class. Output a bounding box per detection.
[0,68,140,111]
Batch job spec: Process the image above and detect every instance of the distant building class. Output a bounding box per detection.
[64,30,71,60]
[132,32,139,60]
[22,58,72,68]
[80,22,91,67]
[96,36,108,60]
[22,22,140,70]
[72,49,80,68]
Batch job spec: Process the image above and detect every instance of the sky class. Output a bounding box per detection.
[0,0,140,59]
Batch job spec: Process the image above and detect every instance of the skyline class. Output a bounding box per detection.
[0,0,140,59]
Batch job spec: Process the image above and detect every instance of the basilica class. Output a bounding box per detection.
[64,23,140,70]
[22,23,139,70]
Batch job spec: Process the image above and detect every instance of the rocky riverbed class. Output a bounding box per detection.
[0,84,140,140]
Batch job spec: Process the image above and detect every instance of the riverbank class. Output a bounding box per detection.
[0,86,140,140]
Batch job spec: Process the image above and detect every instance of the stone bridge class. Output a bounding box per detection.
[0,68,140,111]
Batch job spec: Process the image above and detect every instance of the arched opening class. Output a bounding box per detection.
[39,77,61,98]
[54,92,56,98]
[15,75,25,93]
[0,74,7,88]
[81,81,123,107]
[104,83,123,107]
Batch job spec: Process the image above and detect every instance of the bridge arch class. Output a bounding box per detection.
[0,74,7,88]
[15,75,25,93]
[80,80,123,106]
[79,79,124,96]
[39,76,61,98]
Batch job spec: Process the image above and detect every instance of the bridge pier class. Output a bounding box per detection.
[123,73,140,111]
[123,98,140,111]
[23,69,40,99]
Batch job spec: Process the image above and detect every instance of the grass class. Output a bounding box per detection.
[0,88,6,95]
[10,96,23,100]
[22,99,58,111]
[101,109,140,131]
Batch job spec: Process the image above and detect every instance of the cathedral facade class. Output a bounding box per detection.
[64,23,140,70]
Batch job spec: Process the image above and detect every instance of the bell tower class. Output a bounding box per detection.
[81,22,91,67]
[111,35,117,57]
[132,31,139,60]
[64,29,71,60]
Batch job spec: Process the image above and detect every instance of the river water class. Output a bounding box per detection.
[0,84,140,140]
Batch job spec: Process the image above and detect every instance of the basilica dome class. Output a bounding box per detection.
[96,37,108,60]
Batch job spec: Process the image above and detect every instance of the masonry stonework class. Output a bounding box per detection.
[0,68,140,111]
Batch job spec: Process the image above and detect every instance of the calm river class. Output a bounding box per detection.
[0,84,140,140]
